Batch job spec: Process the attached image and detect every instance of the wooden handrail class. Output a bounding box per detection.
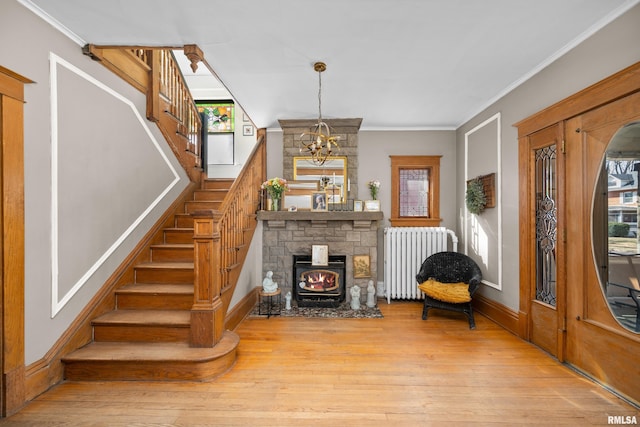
[190,131,266,347]
[84,45,203,182]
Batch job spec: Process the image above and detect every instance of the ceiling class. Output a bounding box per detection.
[22,0,639,130]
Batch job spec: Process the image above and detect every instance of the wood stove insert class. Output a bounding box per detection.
[293,255,346,307]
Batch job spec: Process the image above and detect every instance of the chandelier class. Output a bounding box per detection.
[299,61,340,166]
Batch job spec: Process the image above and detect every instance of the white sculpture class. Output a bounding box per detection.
[350,285,361,310]
[262,270,278,293]
[366,280,376,308]
[285,291,292,310]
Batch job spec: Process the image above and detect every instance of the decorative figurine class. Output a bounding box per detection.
[350,285,361,310]
[366,280,376,308]
[262,270,278,293]
[285,291,292,310]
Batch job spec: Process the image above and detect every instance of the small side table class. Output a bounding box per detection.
[258,289,282,318]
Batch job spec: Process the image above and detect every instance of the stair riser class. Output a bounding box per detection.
[201,180,233,190]
[135,268,194,284]
[193,190,227,201]
[184,201,222,213]
[63,351,237,381]
[150,247,194,263]
[93,325,189,343]
[174,215,194,228]
[116,294,193,310]
[163,230,194,244]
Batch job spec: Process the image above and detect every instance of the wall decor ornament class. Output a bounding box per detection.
[466,178,487,214]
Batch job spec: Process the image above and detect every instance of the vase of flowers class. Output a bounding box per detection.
[368,180,381,200]
[261,177,289,211]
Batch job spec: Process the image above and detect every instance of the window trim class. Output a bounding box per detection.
[390,155,442,227]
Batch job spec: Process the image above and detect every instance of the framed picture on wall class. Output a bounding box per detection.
[242,124,254,136]
[196,100,235,132]
[353,255,371,278]
[312,245,329,266]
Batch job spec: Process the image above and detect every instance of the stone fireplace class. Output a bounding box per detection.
[257,117,381,305]
[258,211,383,305]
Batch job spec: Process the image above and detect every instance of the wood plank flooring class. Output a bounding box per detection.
[2,301,638,426]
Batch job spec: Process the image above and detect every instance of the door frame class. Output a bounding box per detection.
[0,65,31,416]
[515,61,640,403]
[518,123,566,360]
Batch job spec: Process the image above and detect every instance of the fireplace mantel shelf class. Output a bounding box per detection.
[257,210,383,228]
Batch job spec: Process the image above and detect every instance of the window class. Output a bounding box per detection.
[622,191,634,203]
[390,155,441,227]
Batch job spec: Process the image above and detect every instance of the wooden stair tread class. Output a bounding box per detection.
[117,283,193,294]
[149,243,193,249]
[135,262,194,269]
[63,332,239,362]
[93,310,190,326]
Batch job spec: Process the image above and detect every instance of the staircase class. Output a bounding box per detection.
[62,179,240,382]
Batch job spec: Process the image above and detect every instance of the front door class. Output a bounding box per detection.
[563,92,640,402]
[520,124,566,359]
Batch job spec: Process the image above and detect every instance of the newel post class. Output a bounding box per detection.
[190,210,225,347]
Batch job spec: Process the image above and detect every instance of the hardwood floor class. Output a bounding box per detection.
[2,301,638,426]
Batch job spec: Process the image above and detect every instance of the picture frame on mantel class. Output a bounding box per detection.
[364,200,380,211]
[311,191,328,211]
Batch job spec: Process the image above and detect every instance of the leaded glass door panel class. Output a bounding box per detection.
[523,124,566,359]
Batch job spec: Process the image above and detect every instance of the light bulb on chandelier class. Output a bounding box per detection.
[299,61,340,166]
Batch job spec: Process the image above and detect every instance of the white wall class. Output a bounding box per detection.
[456,3,640,311]
[228,222,263,309]
[2,1,189,364]
[206,105,259,178]
[263,128,457,282]
[358,130,457,231]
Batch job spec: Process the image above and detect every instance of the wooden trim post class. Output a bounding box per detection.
[146,50,161,122]
[190,210,225,347]
[0,65,32,416]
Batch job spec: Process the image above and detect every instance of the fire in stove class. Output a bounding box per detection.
[299,270,339,292]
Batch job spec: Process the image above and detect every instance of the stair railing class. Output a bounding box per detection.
[83,43,266,347]
[83,45,203,182]
[191,131,266,347]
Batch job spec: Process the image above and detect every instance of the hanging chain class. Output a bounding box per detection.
[317,68,323,123]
